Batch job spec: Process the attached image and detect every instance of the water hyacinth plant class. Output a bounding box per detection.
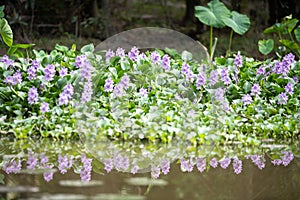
[0,43,299,144]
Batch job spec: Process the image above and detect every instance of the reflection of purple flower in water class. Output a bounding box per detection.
[233,157,242,174]
[271,159,282,166]
[28,87,39,104]
[180,158,194,172]
[104,158,114,173]
[196,157,206,172]
[210,158,218,168]
[3,159,22,174]
[281,151,294,166]
[27,152,38,170]
[131,159,139,174]
[39,153,54,182]
[151,165,161,179]
[215,88,225,102]
[161,159,170,175]
[114,154,129,171]
[81,154,92,182]
[219,157,231,169]
[250,155,265,170]
[44,170,54,182]
[58,155,73,174]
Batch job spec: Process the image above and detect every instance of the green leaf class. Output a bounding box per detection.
[0,18,13,46]
[258,39,274,55]
[279,39,299,52]
[222,11,250,35]
[294,26,300,43]
[11,43,35,49]
[263,23,284,34]
[80,44,94,53]
[195,0,230,28]
[0,5,4,18]
[282,18,299,33]
[55,44,69,52]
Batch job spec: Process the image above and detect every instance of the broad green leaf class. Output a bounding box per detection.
[222,11,250,35]
[195,0,230,28]
[11,43,35,49]
[258,39,274,55]
[279,39,299,52]
[0,18,13,46]
[55,44,69,52]
[80,43,94,53]
[282,18,299,33]
[263,23,284,34]
[294,26,300,42]
[0,5,4,18]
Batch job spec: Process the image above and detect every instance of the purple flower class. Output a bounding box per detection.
[285,82,294,95]
[104,158,114,173]
[271,159,282,166]
[120,75,130,90]
[59,67,68,77]
[106,49,115,62]
[209,158,218,168]
[13,70,22,85]
[40,153,49,165]
[196,72,206,89]
[150,51,161,65]
[116,47,125,58]
[27,152,38,170]
[58,155,73,174]
[233,157,242,174]
[251,83,261,96]
[180,158,194,172]
[293,75,298,83]
[59,83,74,105]
[114,154,129,171]
[4,76,14,85]
[256,66,266,76]
[162,54,170,70]
[242,94,252,106]
[282,53,295,70]
[281,151,294,166]
[161,159,170,175]
[44,64,56,81]
[27,66,37,80]
[139,88,148,97]
[104,77,114,92]
[273,61,283,74]
[28,87,39,104]
[151,165,161,179]
[181,62,190,75]
[234,53,243,68]
[1,55,14,67]
[209,70,219,86]
[40,102,50,113]
[113,83,123,97]
[3,159,22,174]
[81,81,93,103]
[128,46,139,62]
[186,70,194,82]
[80,154,92,182]
[215,88,225,102]
[131,159,139,174]
[196,157,206,172]
[75,55,87,68]
[219,157,231,169]
[80,59,93,81]
[278,92,288,105]
[221,68,231,85]
[31,60,40,69]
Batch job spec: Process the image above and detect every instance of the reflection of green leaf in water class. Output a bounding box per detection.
[125,177,168,186]
[0,174,4,184]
